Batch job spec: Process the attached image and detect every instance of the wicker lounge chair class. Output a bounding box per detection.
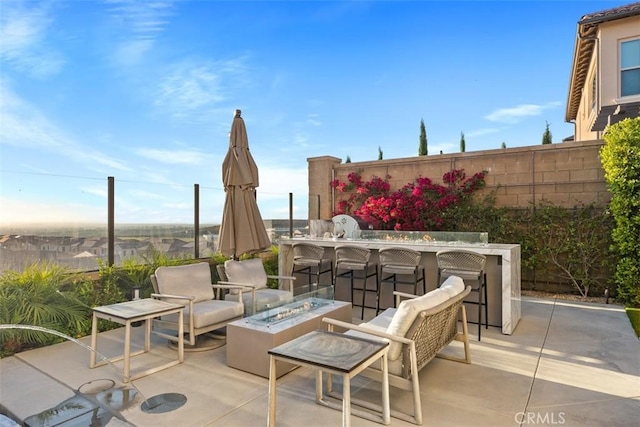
[323,276,471,425]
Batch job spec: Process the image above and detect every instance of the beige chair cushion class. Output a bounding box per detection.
[344,309,402,374]
[161,299,244,328]
[224,258,268,294]
[155,262,214,305]
[439,275,465,297]
[386,288,450,360]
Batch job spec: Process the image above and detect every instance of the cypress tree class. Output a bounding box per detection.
[542,121,553,144]
[419,119,428,156]
[460,132,466,152]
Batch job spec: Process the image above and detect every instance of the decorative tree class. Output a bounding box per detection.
[418,119,428,156]
[542,121,552,144]
[501,142,507,149]
[345,155,351,163]
[460,132,466,152]
[378,146,383,160]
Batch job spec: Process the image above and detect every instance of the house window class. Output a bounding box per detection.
[621,39,640,97]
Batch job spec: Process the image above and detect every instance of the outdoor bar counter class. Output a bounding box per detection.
[279,234,521,335]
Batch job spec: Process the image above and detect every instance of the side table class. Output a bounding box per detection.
[267,330,390,427]
[90,298,184,382]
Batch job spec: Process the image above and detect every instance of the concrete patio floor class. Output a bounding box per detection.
[1,296,638,427]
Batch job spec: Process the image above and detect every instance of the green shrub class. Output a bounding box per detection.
[0,262,90,356]
[600,117,640,307]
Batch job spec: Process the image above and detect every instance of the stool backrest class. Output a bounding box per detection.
[292,243,325,262]
[436,250,486,273]
[379,247,421,267]
[335,245,371,265]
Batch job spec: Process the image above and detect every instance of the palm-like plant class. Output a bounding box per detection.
[0,262,89,355]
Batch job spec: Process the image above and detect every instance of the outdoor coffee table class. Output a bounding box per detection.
[268,330,390,427]
[89,298,184,382]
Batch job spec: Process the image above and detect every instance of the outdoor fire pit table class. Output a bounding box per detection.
[226,292,351,378]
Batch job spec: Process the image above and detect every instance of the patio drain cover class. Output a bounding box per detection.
[141,393,187,414]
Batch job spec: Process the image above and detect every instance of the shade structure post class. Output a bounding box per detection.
[108,176,115,266]
[289,193,293,238]
[194,183,200,259]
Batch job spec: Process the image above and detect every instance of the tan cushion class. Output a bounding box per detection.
[385,288,450,360]
[155,262,214,305]
[345,309,402,374]
[224,258,268,295]
[162,299,243,328]
[439,275,465,297]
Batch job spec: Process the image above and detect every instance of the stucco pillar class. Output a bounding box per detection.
[307,156,342,221]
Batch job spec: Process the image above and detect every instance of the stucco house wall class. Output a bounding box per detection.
[567,3,640,139]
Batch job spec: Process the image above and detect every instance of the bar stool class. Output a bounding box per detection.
[291,242,334,293]
[377,247,426,313]
[334,245,379,319]
[436,249,487,340]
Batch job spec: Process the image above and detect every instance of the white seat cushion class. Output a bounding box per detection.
[155,262,214,305]
[385,288,450,360]
[345,309,403,375]
[439,275,465,297]
[225,258,268,294]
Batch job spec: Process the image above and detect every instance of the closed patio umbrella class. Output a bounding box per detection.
[217,109,271,258]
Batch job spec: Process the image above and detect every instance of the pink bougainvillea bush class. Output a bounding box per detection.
[330,169,487,231]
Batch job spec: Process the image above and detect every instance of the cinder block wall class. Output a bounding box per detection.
[308,139,610,219]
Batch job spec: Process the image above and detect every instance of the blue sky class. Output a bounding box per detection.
[0,0,628,225]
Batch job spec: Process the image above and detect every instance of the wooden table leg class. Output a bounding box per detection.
[342,374,351,427]
[123,320,131,382]
[315,370,323,403]
[381,352,390,425]
[89,313,98,368]
[144,318,151,352]
[177,308,184,362]
[268,355,277,427]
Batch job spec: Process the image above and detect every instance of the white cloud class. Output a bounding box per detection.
[106,0,174,66]
[0,82,69,149]
[257,165,308,201]
[484,102,562,124]
[466,128,502,138]
[0,1,65,78]
[306,114,321,127]
[135,147,207,165]
[113,39,155,67]
[0,196,105,224]
[128,189,164,200]
[153,58,250,121]
[163,202,190,209]
[80,186,108,199]
[0,81,131,172]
